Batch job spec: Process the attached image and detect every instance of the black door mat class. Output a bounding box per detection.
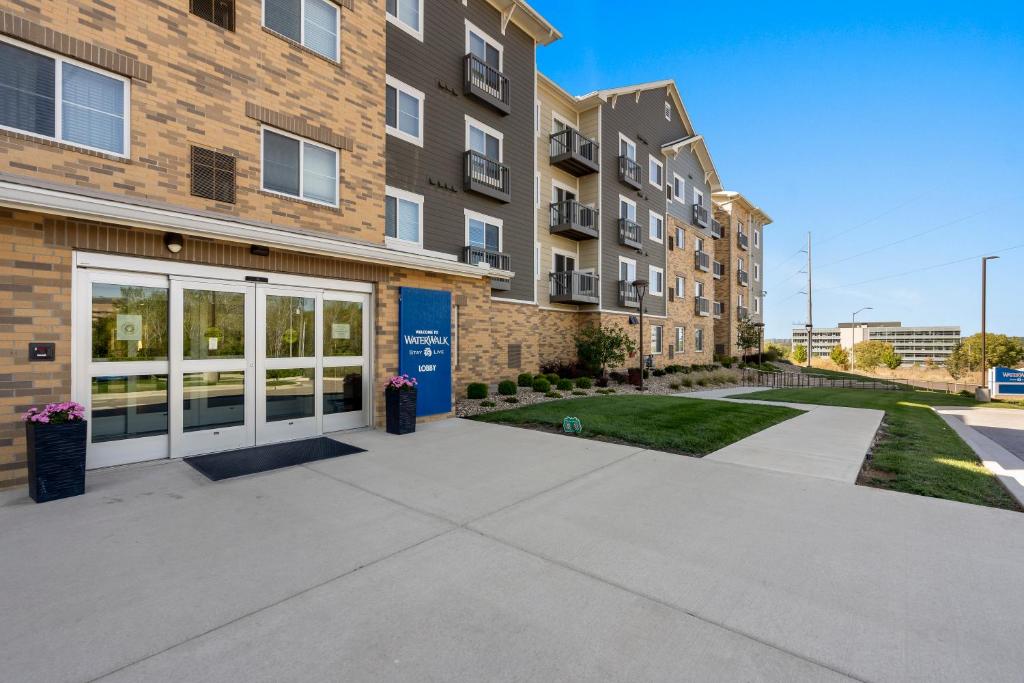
[184,437,366,481]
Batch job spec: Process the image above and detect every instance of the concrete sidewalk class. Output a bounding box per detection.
[934,406,1024,507]
[683,388,884,483]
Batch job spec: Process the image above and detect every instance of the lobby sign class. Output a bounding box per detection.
[991,367,1024,396]
[399,287,452,416]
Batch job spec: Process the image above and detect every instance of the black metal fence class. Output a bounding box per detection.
[739,369,907,391]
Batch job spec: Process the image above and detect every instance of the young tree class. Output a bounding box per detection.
[955,333,1024,371]
[946,342,968,382]
[792,344,808,364]
[574,324,637,378]
[852,340,892,371]
[766,342,789,361]
[829,344,850,370]
[881,346,903,375]
[736,318,762,358]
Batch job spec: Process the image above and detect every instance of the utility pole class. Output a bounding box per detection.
[805,231,813,368]
[980,256,999,399]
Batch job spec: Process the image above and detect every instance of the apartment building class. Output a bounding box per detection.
[712,191,770,356]
[792,322,961,364]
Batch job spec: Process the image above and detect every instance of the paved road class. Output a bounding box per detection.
[2,419,1023,682]
[935,406,1024,506]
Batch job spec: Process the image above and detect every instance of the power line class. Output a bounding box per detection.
[815,192,929,248]
[768,246,806,273]
[816,243,1024,292]
[819,210,989,268]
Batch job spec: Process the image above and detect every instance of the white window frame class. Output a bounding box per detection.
[386,0,424,41]
[551,246,578,273]
[384,185,424,250]
[385,74,424,147]
[262,0,341,61]
[674,326,685,352]
[754,263,760,281]
[618,132,637,161]
[673,173,685,203]
[675,227,684,249]
[0,36,131,159]
[464,114,503,161]
[464,208,503,251]
[649,265,664,297]
[465,20,503,70]
[648,154,664,190]
[754,296,761,314]
[651,325,664,355]
[618,194,637,221]
[695,280,704,297]
[618,255,637,283]
[675,275,685,298]
[260,125,339,208]
[649,210,664,244]
[693,187,704,207]
[534,172,540,208]
[754,228,761,248]
[695,327,705,353]
[551,111,577,135]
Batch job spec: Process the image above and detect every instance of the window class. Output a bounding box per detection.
[673,174,684,203]
[386,0,423,41]
[651,325,663,354]
[695,328,704,352]
[553,250,576,273]
[649,266,664,296]
[648,155,663,189]
[466,21,502,70]
[675,275,685,298]
[754,228,761,248]
[619,256,637,283]
[385,75,423,146]
[0,39,129,156]
[190,146,236,203]
[675,227,684,249]
[385,186,423,247]
[618,133,636,161]
[693,187,704,207]
[665,101,672,121]
[619,195,637,221]
[674,326,685,352]
[738,256,745,271]
[695,280,705,298]
[649,211,664,243]
[466,116,502,160]
[191,0,235,30]
[754,263,760,281]
[261,127,338,206]
[754,296,761,314]
[695,237,705,254]
[264,0,339,61]
[465,209,502,252]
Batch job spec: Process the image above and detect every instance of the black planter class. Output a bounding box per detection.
[385,388,417,435]
[26,420,87,503]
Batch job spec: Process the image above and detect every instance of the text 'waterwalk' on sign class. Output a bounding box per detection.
[399,287,452,416]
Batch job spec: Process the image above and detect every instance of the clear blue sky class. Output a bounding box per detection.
[533,0,1024,339]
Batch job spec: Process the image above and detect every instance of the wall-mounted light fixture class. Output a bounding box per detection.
[163,232,184,254]
[250,244,270,257]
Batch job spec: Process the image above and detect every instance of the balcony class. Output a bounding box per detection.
[692,204,709,228]
[549,128,599,176]
[550,270,599,305]
[463,150,511,203]
[618,156,642,190]
[737,305,749,320]
[713,301,724,318]
[713,260,724,280]
[710,218,723,239]
[618,280,640,308]
[463,53,510,114]
[695,296,711,317]
[550,200,599,241]
[737,269,749,287]
[738,231,749,250]
[462,245,511,272]
[694,250,711,272]
[618,218,642,250]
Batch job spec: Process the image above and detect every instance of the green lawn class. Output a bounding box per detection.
[736,388,1022,511]
[471,395,802,456]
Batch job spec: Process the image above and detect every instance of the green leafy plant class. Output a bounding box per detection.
[829,344,850,370]
[480,400,496,407]
[466,383,488,399]
[497,380,518,396]
[882,346,903,373]
[792,344,808,364]
[545,373,560,384]
[574,323,637,379]
[556,378,573,390]
[575,377,593,389]
[517,372,534,387]
[532,377,551,393]
[572,390,587,396]
[544,391,561,398]
[853,340,893,371]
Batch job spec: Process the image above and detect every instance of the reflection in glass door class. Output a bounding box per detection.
[322,293,370,432]
[170,280,255,457]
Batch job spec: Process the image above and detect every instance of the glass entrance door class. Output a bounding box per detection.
[322,292,370,432]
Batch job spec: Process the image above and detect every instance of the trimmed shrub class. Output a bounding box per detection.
[575,376,593,389]
[572,390,587,396]
[532,377,551,393]
[652,368,666,377]
[467,383,488,399]
[517,372,534,388]
[480,400,496,407]
[497,380,517,396]
[544,372,560,384]
[556,378,573,391]
[608,371,627,384]
[544,391,561,398]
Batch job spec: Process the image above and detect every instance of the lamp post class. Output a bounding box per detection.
[804,323,812,368]
[632,279,649,392]
[850,306,873,370]
[980,256,999,399]
[754,322,765,365]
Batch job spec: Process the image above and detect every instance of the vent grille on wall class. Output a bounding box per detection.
[190,0,235,31]
[191,146,237,204]
[507,343,522,369]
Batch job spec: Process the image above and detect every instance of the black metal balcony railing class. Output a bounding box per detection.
[550,271,599,305]
[695,296,711,316]
[738,231,749,250]
[737,269,749,287]
[618,280,640,308]
[462,245,511,272]
[463,150,511,202]
[737,305,750,320]
[713,260,724,279]
[549,128,599,176]
[550,200,599,240]
[618,217,642,249]
[618,155,642,189]
[463,53,510,114]
[692,204,709,228]
[710,218,723,239]
[713,301,724,318]
[694,250,711,272]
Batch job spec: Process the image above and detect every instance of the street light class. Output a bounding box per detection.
[850,306,873,370]
[754,322,765,365]
[632,279,649,392]
[804,323,812,368]
[980,256,999,400]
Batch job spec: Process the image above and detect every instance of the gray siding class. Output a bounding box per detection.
[386,0,536,301]
[599,89,686,316]
[665,146,711,229]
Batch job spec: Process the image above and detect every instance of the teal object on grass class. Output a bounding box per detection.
[562,416,582,434]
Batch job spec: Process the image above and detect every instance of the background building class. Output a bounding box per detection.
[792,322,961,364]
